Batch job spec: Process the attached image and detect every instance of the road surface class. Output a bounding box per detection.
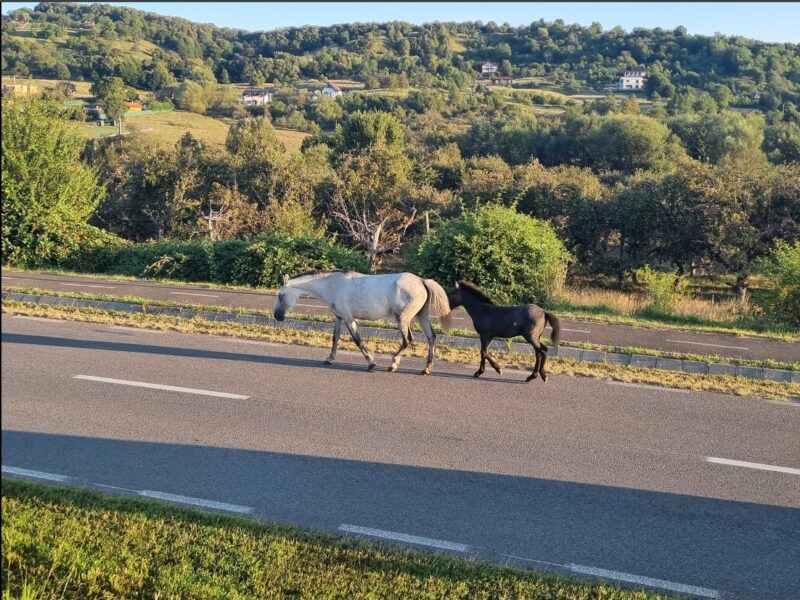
[2,315,799,599]
[3,269,797,363]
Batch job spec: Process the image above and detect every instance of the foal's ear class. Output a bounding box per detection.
[282,274,289,286]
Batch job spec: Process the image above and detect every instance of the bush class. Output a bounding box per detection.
[634,265,688,313]
[759,240,800,326]
[74,234,367,288]
[410,204,571,304]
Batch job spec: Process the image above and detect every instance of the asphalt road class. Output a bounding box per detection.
[3,269,798,363]
[2,315,799,599]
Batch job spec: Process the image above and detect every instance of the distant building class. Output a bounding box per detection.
[618,66,646,90]
[481,61,499,77]
[241,88,273,106]
[321,82,342,97]
[0,80,39,97]
[124,100,143,112]
[491,76,514,86]
[753,91,761,103]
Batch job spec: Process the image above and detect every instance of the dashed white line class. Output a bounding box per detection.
[504,555,720,598]
[12,316,67,323]
[2,465,69,482]
[62,283,117,289]
[705,456,800,475]
[296,302,324,308]
[665,339,749,351]
[168,291,219,298]
[221,338,281,347]
[73,375,250,400]
[560,328,591,334]
[338,524,471,552]
[607,381,691,394]
[138,490,253,514]
[567,564,720,598]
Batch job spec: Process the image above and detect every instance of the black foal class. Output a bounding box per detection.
[448,281,561,382]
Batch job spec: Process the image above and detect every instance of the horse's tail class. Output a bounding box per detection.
[422,278,453,332]
[544,311,561,346]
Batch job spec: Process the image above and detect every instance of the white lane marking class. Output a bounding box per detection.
[139,490,253,514]
[95,483,138,492]
[338,524,470,552]
[2,465,69,482]
[12,316,67,323]
[560,328,591,334]
[62,283,117,289]
[222,338,281,347]
[705,456,800,476]
[567,564,720,599]
[503,555,719,598]
[665,339,749,351]
[296,302,324,308]
[608,381,691,394]
[168,291,219,298]
[73,375,250,400]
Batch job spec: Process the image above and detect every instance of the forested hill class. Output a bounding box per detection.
[3,2,799,110]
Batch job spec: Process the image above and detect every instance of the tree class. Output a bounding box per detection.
[91,76,127,132]
[225,116,284,157]
[329,145,418,270]
[587,114,683,174]
[334,111,405,156]
[2,97,108,265]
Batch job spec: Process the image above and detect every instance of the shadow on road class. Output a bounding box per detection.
[3,430,799,599]
[2,332,532,383]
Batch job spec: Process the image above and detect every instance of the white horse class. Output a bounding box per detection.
[274,270,453,374]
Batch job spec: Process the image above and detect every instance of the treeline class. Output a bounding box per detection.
[3,2,799,111]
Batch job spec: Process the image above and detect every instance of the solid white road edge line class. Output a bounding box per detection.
[168,291,219,298]
[705,456,800,475]
[503,554,720,599]
[338,524,471,552]
[560,328,591,334]
[664,338,749,351]
[138,490,253,514]
[1,465,69,482]
[73,375,250,400]
[607,381,691,394]
[567,564,721,599]
[62,283,117,289]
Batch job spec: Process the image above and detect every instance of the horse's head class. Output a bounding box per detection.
[447,280,464,309]
[273,275,302,321]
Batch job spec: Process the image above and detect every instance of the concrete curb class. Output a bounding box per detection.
[3,291,796,384]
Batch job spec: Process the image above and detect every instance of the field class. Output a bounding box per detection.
[77,110,309,152]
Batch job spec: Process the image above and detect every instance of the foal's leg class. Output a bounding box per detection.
[485,344,503,375]
[522,332,542,382]
[538,344,549,382]
[346,320,376,370]
[324,317,342,364]
[474,335,492,378]
[418,313,436,375]
[389,316,412,372]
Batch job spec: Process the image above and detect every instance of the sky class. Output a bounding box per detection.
[2,2,798,44]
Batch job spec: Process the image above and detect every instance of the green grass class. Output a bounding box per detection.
[4,285,797,371]
[2,479,668,600]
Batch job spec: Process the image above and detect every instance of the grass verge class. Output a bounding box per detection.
[3,300,798,401]
[2,479,667,599]
[4,266,796,342]
[4,286,797,371]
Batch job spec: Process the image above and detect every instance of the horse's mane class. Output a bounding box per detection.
[457,280,496,305]
[288,269,346,281]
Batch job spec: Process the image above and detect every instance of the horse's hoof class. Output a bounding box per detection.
[526,374,537,382]
[324,359,334,365]
[495,368,503,375]
[473,371,482,378]
[540,374,547,383]
[388,364,397,373]
[421,368,431,376]
[367,363,377,371]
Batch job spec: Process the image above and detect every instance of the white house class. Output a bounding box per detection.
[618,66,646,90]
[241,88,273,106]
[321,82,342,97]
[481,61,499,77]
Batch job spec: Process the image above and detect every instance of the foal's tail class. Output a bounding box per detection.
[544,311,561,346]
[423,279,453,332]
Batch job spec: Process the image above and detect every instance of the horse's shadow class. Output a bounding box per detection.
[3,332,530,384]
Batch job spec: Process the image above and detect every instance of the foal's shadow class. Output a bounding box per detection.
[375,365,530,385]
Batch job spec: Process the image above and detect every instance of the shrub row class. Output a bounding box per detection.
[64,234,368,288]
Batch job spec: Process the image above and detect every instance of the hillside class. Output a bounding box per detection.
[3,2,799,112]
